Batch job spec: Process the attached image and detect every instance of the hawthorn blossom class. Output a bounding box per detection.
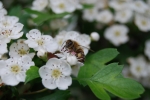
[39,58,72,90]
[135,14,150,32]
[128,56,148,78]
[31,0,48,11]
[115,9,133,23]
[9,39,35,58]
[108,0,129,10]
[96,10,113,24]
[25,29,58,53]
[49,0,80,14]
[0,56,35,86]
[82,8,98,22]
[131,0,148,13]
[0,16,23,43]
[104,24,129,46]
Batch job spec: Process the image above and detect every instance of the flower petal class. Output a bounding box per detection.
[16,72,26,82]
[56,76,72,90]
[1,74,19,86]
[60,60,72,76]
[42,78,57,90]
[39,65,52,79]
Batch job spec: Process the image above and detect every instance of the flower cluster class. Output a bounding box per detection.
[0,1,100,90]
[31,0,81,13]
[82,0,150,46]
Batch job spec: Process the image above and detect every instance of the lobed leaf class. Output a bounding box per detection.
[78,48,144,99]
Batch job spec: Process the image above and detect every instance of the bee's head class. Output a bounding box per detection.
[65,39,74,48]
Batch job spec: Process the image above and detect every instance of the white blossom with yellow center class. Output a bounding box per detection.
[115,9,133,23]
[25,29,58,53]
[39,58,72,90]
[0,16,23,43]
[131,0,148,13]
[9,39,35,58]
[0,56,35,86]
[135,14,150,32]
[128,56,149,78]
[104,24,129,46]
[83,7,98,22]
[49,0,80,14]
[96,10,113,24]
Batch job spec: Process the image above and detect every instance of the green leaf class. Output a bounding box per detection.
[78,48,144,100]
[36,90,70,100]
[78,48,119,85]
[24,8,69,25]
[25,66,40,84]
[82,4,94,9]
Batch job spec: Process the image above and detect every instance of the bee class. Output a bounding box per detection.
[62,39,85,63]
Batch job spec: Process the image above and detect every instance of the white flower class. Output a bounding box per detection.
[135,14,150,32]
[0,16,19,29]
[0,40,7,57]
[128,56,149,78]
[115,9,133,23]
[131,0,148,13]
[90,32,100,41]
[144,40,150,60]
[39,58,72,90]
[0,1,7,16]
[104,24,129,46]
[0,16,23,43]
[82,7,98,22]
[109,0,129,10]
[25,29,58,53]
[0,56,35,86]
[31,0,48,11]
[50,19,68,30]
[49,0,79,14]
[96,10,113,24]
[9,39,35,58]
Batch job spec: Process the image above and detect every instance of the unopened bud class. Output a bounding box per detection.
[37,49,46,57]
[67,55,78,66]
[90,32,100,41]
